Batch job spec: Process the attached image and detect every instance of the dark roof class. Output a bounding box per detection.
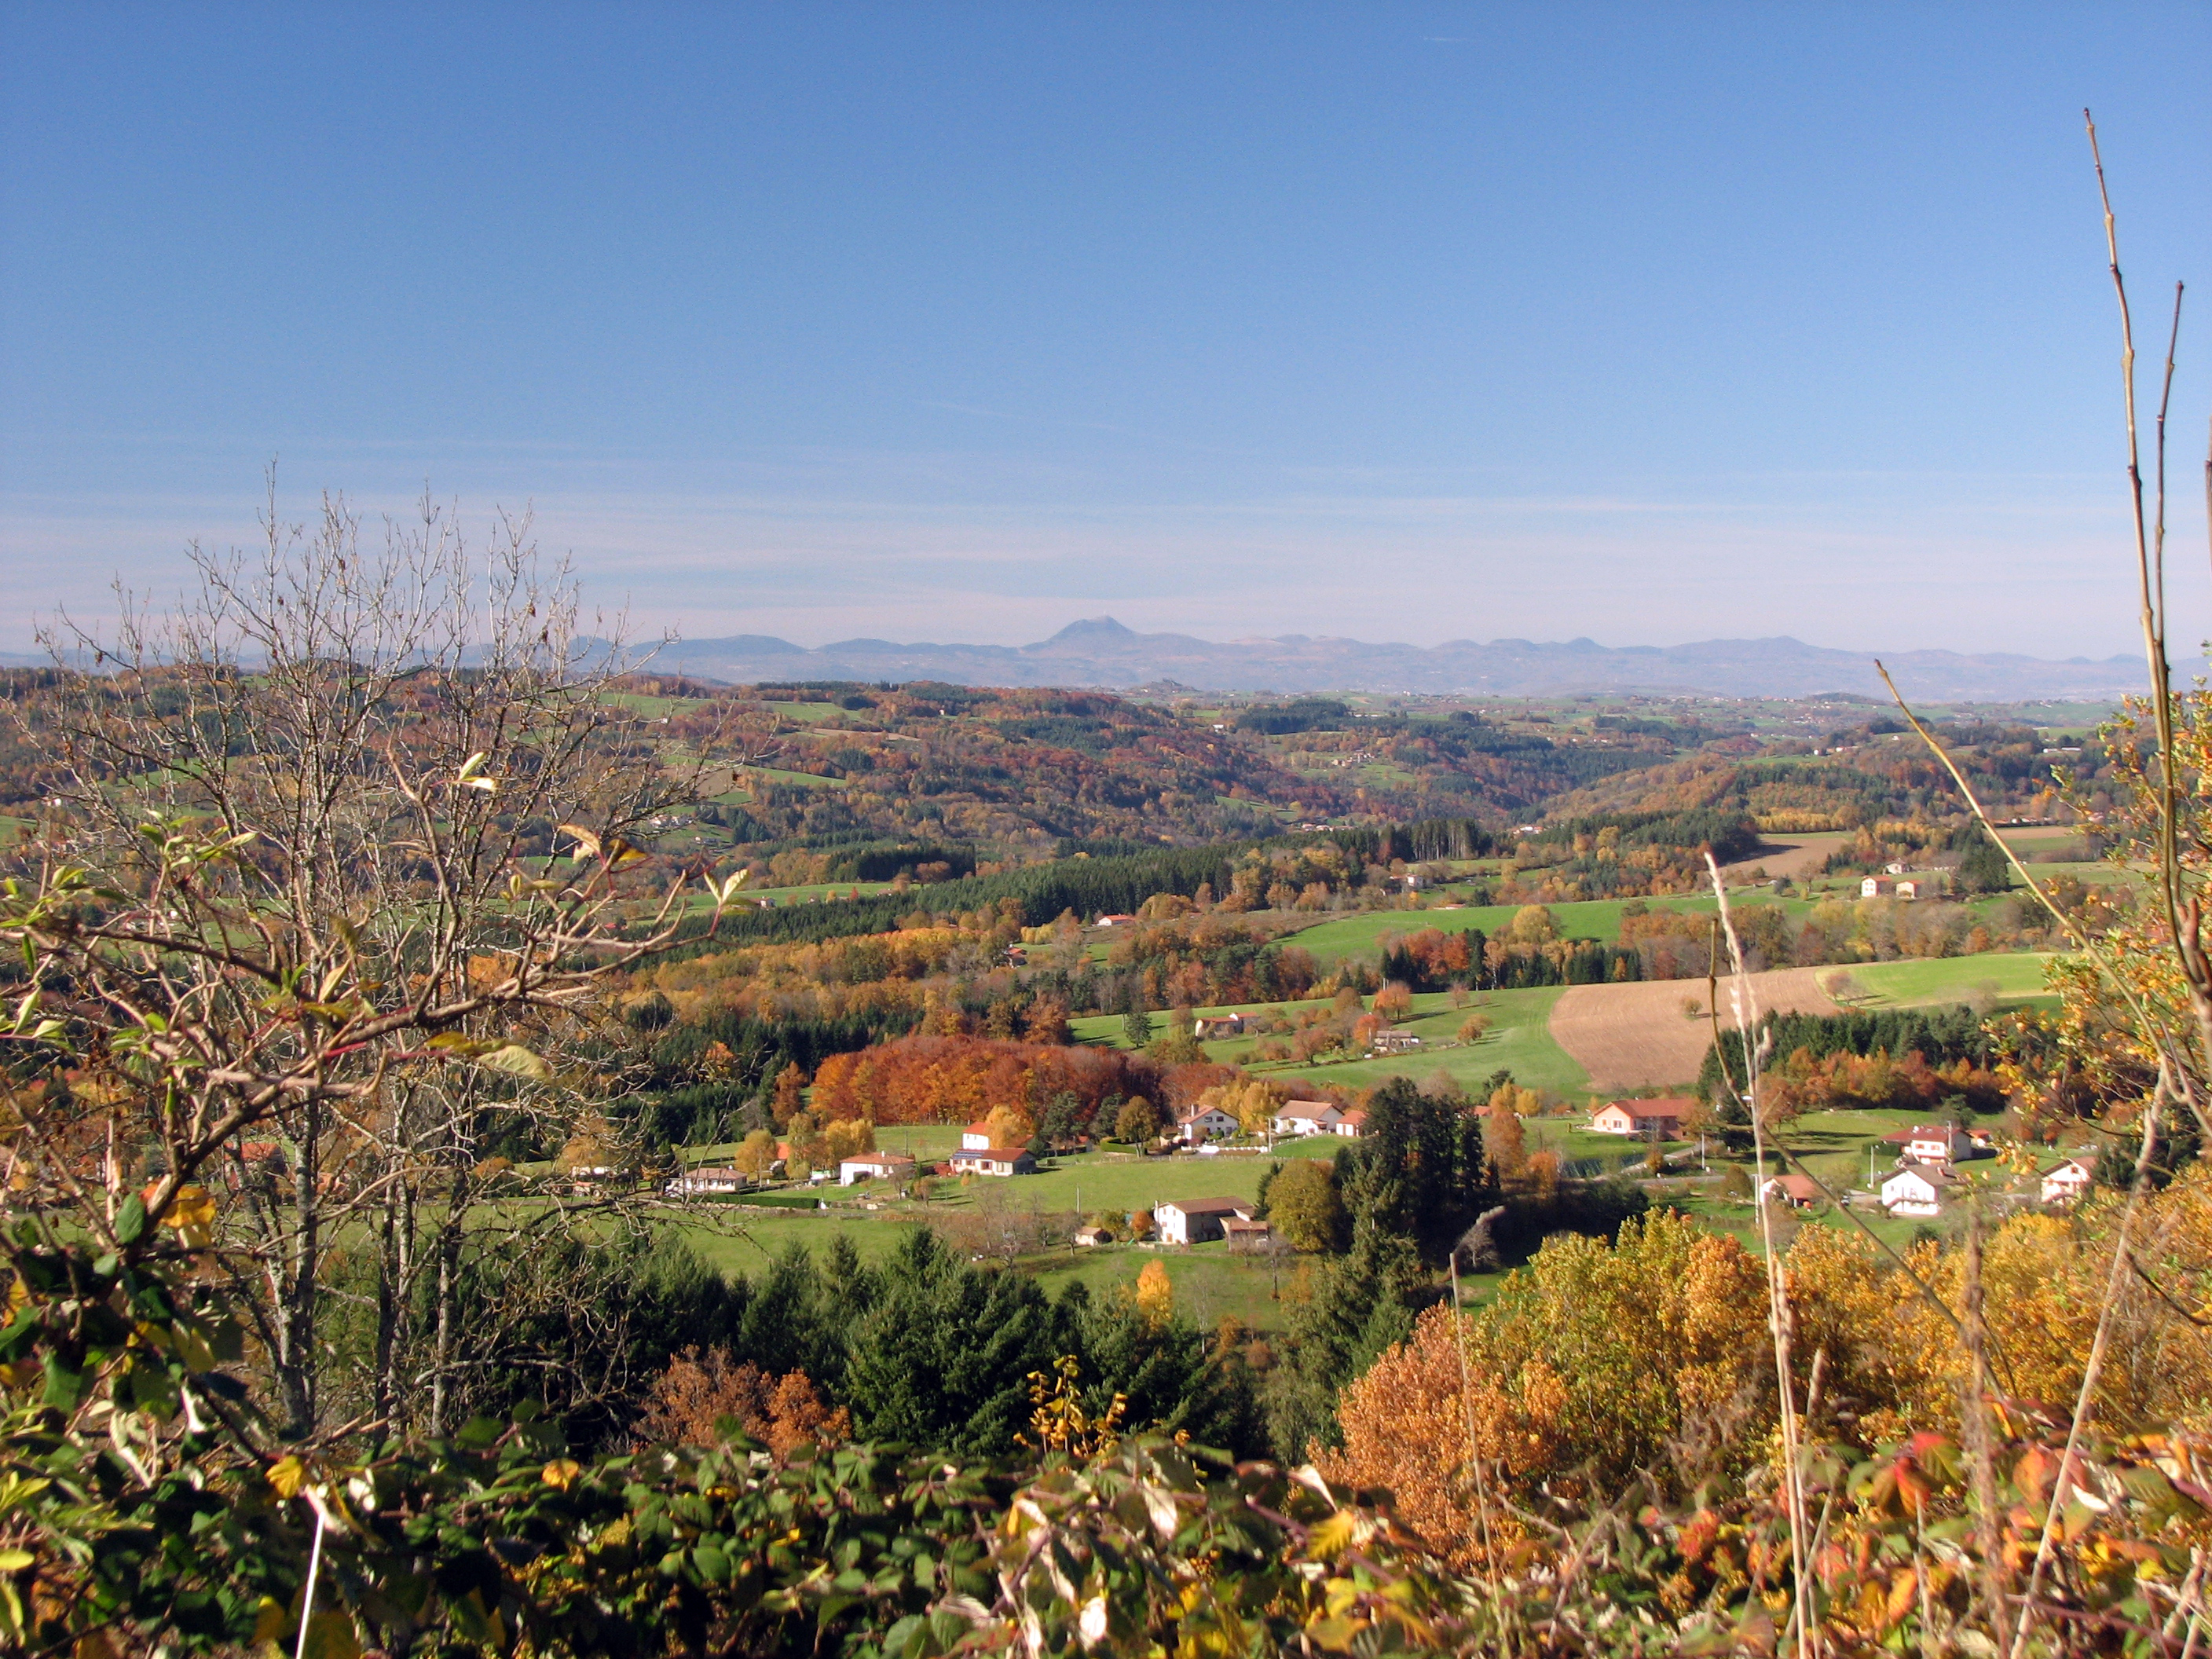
[1161,1196,1254,1215]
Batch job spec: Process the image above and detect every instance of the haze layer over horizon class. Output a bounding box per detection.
[3,4,2207,657]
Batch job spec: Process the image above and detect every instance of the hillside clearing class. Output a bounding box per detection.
[1549,968,1843,1091]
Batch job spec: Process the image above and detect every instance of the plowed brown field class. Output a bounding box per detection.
[1549,969,1843,1092]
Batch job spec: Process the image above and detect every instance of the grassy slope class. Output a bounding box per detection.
[1844,952,2062,1006]
[1073,986,1588,1098]
[674,1138,1345,1331]
[1287,987,1589,1098]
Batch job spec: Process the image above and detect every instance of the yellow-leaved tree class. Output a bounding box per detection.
[1133,1259,1174,1327]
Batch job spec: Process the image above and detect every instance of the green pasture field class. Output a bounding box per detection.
[1842,953,2063,1008]
[1071,983,1588,1097]
[602,692,711,717]
[1280,895,1797,968]
[743,765,851,791]
[1271,986,1590,1099]
[1069,999,1335,1053]
[1028,1243,1318,1333]
[736,880,901,907]
[662,1101,2022,1331]
[761,701,848,724]
[671,1139,1346,1331]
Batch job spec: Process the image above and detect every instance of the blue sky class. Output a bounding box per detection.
[2,4,2207,657]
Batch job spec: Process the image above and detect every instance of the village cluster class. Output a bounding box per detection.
[661,1074,2098,1251]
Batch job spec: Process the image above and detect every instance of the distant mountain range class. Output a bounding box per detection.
[0,618,2142,701]
[632,617,2143,702]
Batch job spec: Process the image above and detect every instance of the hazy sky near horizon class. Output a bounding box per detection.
[3,4,2208,660]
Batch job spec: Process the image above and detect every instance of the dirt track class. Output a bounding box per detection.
[1549,969,1843,1092]
[1717,833,1849,882]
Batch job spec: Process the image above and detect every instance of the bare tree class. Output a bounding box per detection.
[2,483,764,1443]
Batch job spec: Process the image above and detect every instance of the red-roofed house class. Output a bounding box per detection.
[1590,1097,1694,1137]
[1761,1174,1824,1209]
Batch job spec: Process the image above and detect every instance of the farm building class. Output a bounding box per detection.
[1223,1218,1276,1254]
[1860,875,1943,901]
[1073,1225,1112,1247]
[1881,1160,1960,1217]
[1153,1196,1258,1245]
[1588,1097,1694,1137]
[1368,1027,1423,1054]
[1332,1109,1368,1138]
[1192,1014,1246,1040]
[949,1146,1037,1177]
[838,1153,917,1186]
[664,1166,747,1198]
[2041,1155,2096,1206]
[1760,1174,1824,1210]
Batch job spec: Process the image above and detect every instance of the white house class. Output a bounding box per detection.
[1096,914,1137,928]
[1882,1160,1961,1217]
[1589,1097,1694,1138]
[961,1121,994,1151]
[1153,1196,1258,1245]
[949,1146,1037,1177]
[1890,1124,1975,1164]
[838,1153,917,1186]
[1174,1104,1240,1144]
[2041,1155,2096,1206]
[1369,1027,1423,1054]
[1331,1108,1369,1139]
[663,1166,747,1198]
[1192,1014,1246,1040]
[1862,874,1940,901]
[1271,1101,1342,1137]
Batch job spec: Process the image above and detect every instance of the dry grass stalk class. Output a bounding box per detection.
[1876,110,2202,1659]
[1703,853,1814,1659]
